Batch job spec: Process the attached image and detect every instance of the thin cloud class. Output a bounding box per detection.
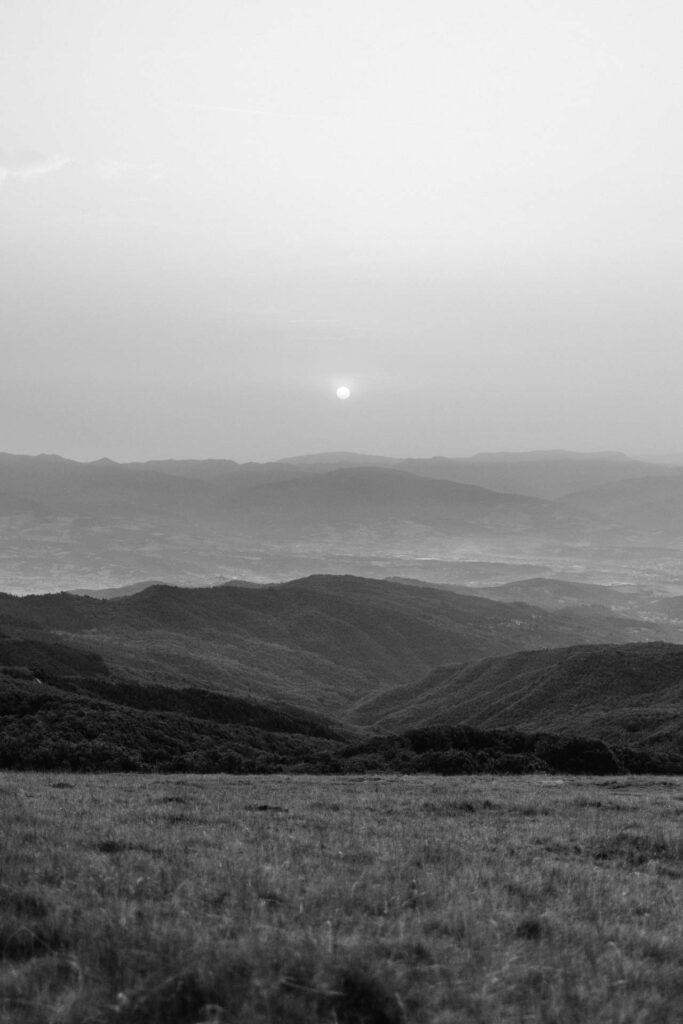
[0,148,70,184]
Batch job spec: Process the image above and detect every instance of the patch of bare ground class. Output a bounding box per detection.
[1,773,682,1022]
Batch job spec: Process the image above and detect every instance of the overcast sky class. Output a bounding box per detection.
[2,0,682,462]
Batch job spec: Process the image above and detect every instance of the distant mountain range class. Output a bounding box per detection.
[395,453,680,500]
[563,475,683,535]
[387,576,663,619]
[3,448,683,593]
[133,448,683,500]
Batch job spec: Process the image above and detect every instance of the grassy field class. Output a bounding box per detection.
[1,773,682,1023]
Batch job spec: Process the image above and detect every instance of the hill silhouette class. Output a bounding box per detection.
[0,576,670,722]
[131,449,676,501]
[69,580,171,599]
[562,475,683,535]
[393,452,679,499]
[280,451,399,468]
[471,577,654,615]
[386,575,653,615]
[215,467,591,545]
[0,451,615,591]
[4,450,683,592]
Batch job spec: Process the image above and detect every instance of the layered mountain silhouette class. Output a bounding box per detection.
[2,572,683,769]
[388,574,650,610]
[393,451,681,500]
[472,577,640,609]
[213,467,594,545]
[5,448,683,592]
[562,475,683,535]
[0,452,590,533]
[0,576,671,721]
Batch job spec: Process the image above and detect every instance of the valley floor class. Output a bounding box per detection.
[1,773,682,1023]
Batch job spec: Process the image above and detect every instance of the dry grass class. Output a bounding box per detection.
[1,773,682,1023]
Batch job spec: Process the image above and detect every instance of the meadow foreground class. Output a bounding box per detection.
[1,773,682,1023]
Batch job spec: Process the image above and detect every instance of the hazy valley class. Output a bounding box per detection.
[3,448,683,774]
[3,449,683,598]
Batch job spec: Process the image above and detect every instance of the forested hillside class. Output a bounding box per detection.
[0,576,666,720]
[357,642,683,751]
[2,671,680,775]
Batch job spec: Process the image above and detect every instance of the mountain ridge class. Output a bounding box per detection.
[3,449,683,594]
[358,641,683,751]
[0,575,672,722]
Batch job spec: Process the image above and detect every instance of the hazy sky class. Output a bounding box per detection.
[2,0,682,462]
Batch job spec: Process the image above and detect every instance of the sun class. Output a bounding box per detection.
[336,386,351,400]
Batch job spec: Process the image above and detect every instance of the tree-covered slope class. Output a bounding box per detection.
[358,642,683,752]
[2,671,680,775]
[0,576,667,720]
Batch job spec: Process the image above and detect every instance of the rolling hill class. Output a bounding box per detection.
[471,577,654,615]
[0,670,346,773]
[356,642,683,751]
[2,573,683,771]
[0,575,670,722]
[4,666,679,774]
